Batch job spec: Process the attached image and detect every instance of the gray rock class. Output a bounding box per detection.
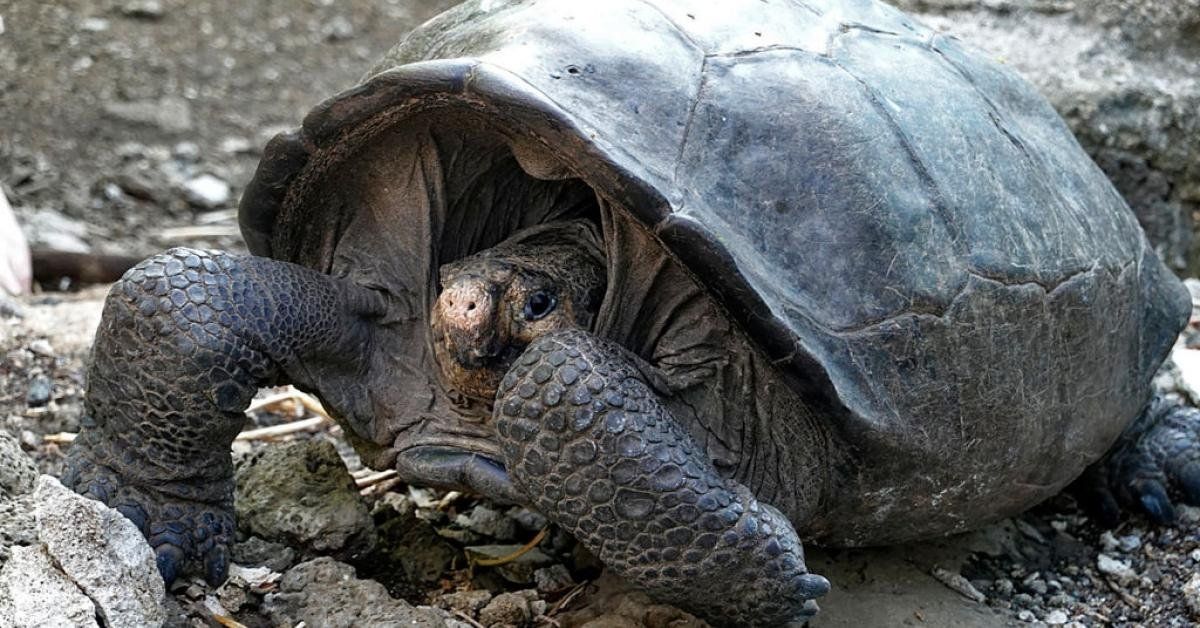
[0,432,38,566]
[104,96,193,133]
[182,174,231,208]
[235,440,374,557]
[0,545,99,628]
[34,476,165,627]
[0,431,37,497]
[25,374,52,407]
[120,0,165,20]
[264,557,445,627]
[231,536,296,573]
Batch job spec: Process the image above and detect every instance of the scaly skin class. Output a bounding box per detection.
[62,248,386,584]
[1076,393,1200,525]
[494,329,829,626]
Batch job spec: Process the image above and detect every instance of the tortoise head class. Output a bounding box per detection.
[431,231,607,402]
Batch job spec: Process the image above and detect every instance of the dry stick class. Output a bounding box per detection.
[360,477,403,497]
[354,469,398,488]
[546,581,589,618]
[233,416,327,441]
[452,610,488,628]
[473,528,550,567]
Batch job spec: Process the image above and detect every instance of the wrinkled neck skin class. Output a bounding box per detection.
[430,220,606,406]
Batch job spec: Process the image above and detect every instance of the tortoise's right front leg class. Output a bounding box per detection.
[495,330,829,626]
[63,248,386,585]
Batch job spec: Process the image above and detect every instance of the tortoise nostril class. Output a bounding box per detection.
[467,302,476,311]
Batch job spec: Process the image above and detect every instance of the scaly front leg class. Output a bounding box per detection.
[63,248,386,585]
[494,329,829,626]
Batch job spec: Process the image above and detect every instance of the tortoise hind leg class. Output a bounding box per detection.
[1074,393,1200,526]
[494,329,829,626]
[63,248,386,585]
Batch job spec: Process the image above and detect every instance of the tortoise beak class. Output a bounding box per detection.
[435,277,503,368]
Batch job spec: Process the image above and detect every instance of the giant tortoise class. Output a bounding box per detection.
[63,0,1200,624]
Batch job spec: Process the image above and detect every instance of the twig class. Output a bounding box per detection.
[359,476,403,497]
[1104,578,1141,609]
[354,469,398,488]
[546,580,588,617]
[245,389,329,419]
[234,416,327,441]
[436,491,464,510]
[157,225,242,240]
[43,432,76,444]
[474,528,549,567]
[452,610,487,628]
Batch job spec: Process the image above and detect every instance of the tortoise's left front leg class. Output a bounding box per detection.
[494,330,829,626]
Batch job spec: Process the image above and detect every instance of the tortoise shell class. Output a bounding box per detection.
[239,0,1189,543]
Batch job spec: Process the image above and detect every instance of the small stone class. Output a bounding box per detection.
[1190,548,1200,562]
[172,141,200,162]
[1099,530,1119,552]
[1184,573,1200,619]
[508,507,547,532]
[534,564,575,593]
[1096,554,1136,585]
[25,375,52,407]
[79,17,110,32]
[27,338,53,357]
[455,505,517,541]
[219,136,253,154]
[479,590,535,626]
[1044,609,1069,625]
[1117,534,1142,552]
[1017,610,1035,622]
[182,174,231,209]
[992,578,1014,596]
[323,15,355,41]
[441,589,492,613]
[121,0,164,19]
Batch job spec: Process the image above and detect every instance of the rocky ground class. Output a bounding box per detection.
[3,0,1200,626]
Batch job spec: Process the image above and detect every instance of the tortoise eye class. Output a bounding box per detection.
[523,291,557,321]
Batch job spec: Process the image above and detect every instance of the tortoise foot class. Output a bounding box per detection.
[63,248,387,585]
[494,329,829,626]
[63,432,235,585]
[1075,393,1200,526]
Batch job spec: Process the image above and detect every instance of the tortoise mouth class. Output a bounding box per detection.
[393,443,521,504]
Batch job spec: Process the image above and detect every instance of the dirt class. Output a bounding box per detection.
[2,1,1199,627]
